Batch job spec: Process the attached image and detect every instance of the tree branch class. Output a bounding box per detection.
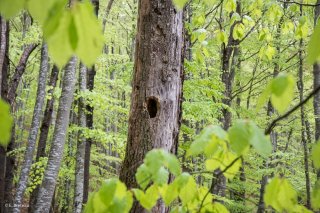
[278,0,320,6]
[265,84,320,135]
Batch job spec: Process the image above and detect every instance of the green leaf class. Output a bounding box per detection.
[270,74,295,113]
[163,152,182,176]
[187,125,227,157]
[179,175,197,205]
[264,177,298,212]
[307,20,320,64]
[312,180,320,210]
[69,16,78,50]
[0,0,25,19]
[133,185,159,210]
[44,9,73,67]
[311,141,320,169]
[0,99,13,147]
[85,178,133,213]
[160,183,179,206]
[225,0,237,13]
[27,0,59,25]
[154,167,169,186]
[136,164,151,190]
[216,30,228,45]
[173,0,188,10]
[228,121,250,155]
[233,23,245,40]
[145,150,164,174]
[72,1,104,66]
[248,122,272,157]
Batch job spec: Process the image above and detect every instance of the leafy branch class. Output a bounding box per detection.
[265,84,320,134]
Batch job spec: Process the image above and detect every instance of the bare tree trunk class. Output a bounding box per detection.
[0,17,7,95]
[83,0,99,204]
[119,0,184,212]
[74,63,87,213]
[13,43,49,213]
[298,36,311,209]
[34,56,77,213]
[4,42,37,209]
[83,66,95,204]
[256,7,289,210]
[0,17,8,213]
[28,65,59,213]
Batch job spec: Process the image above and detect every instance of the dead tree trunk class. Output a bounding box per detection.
[119,0,184,212]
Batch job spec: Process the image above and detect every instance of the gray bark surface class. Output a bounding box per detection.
[34,57,77,213]
[12,43,49,213]
[74,63,87,213]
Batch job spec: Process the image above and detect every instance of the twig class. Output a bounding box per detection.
[265,84,320,134]
[278,0,320,7]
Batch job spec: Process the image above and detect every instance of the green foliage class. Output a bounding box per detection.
[312,180,320,210]
[136,149,182,190]
[258,74,295,113]
[264,177,311,213]
[307,20,320,64]
[229,120,272,157]
[27,157,48,194]
[0,99,13,147]
[0,0,25,19]
[84,178,133,213]
[311,141,320,169]
[44,1,104,67]
[1,0,103,67]
[27,0,57,25]
[173,0,188,10]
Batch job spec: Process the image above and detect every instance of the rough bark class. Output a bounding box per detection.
[74,63,87,213]
[12,43,49,213]
[119,0,184,212]
[34,57,77,213]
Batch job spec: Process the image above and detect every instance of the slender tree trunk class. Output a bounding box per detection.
[83,0,99,204]
[28,65,59,213]
[83,66,95,204]
[74,63,87,213]
[0,17,7,95]
[7,44,38,103]
[119,0,184,212]
[298,36,311,209]
[257,5,287,210]
[13,43,49,213]
[61,105,77,213]
[211,2,241,197]
[4,42,37,209]
[0,17,8,213]
[34,57,77,213]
